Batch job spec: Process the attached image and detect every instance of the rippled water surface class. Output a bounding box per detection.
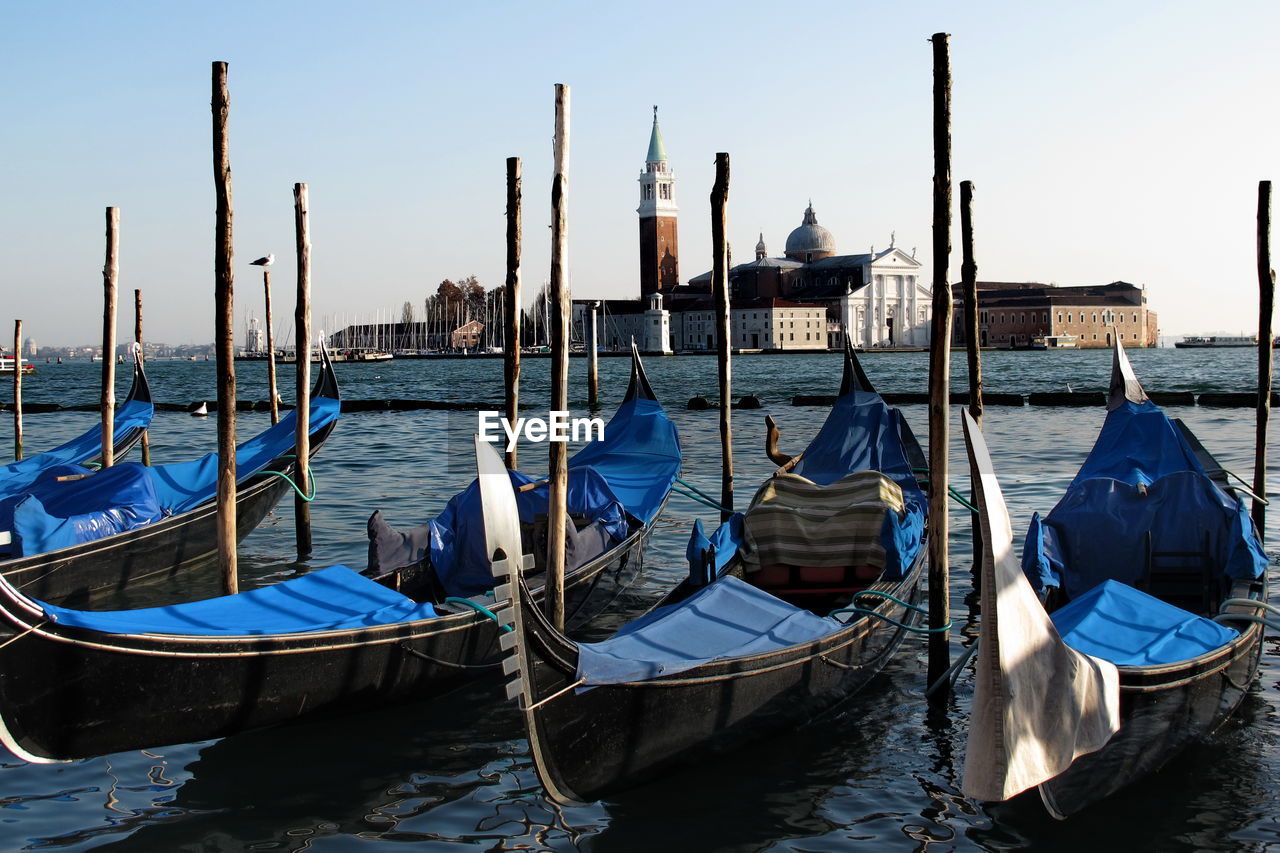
[0,349,1276,851]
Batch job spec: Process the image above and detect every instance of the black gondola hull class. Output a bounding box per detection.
[0,514,651,761]
[1036,597,1265,818]
[511,551,926,804]
[1,422,336,606]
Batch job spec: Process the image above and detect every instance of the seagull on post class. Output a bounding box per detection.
[250,254,274,267]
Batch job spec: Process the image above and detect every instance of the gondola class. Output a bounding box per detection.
[0,350,154,498]
[0,349,679,762]
[960,336,1270,819]
[0,345,341,605]
[483,343,929,805]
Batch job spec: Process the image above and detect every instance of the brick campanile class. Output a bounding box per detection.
[637,106,679,296]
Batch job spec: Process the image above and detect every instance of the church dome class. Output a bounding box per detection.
[784,202,835,261]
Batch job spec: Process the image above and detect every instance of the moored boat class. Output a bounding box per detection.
[0,346,341,604]
[485,343,929,804]
[0,348,679,762]
[1174,335,1257,348]
[960,336,1270,819]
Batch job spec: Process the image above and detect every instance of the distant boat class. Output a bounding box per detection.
[1174,335,1256,348]
[0,356,34,375]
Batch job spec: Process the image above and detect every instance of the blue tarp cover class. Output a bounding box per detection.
[1022,401,1268,598]
[686,514,745,586]
[688,389,926,582]
[0,398,153,499]
[39,565,437,636]
[1051,579,1238,666]
[576,575,841,685]
[428,466,628,597]
[426,394,680,598]
[1,396,340,557]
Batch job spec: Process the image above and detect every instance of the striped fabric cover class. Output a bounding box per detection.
[742,470,904,571]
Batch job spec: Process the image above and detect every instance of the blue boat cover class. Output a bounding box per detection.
[688,388,926,583]
[425,394,680,598]
[1022,401,1268,598]
[1050,579,1238,666]
[0,397,153,499]
[38,565,438,636]
[428,465,629,597]
[576,575,841,685]
[0,395,340,557]
[686,514,745,586]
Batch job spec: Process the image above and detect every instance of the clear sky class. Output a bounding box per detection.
[2,0,1276,346]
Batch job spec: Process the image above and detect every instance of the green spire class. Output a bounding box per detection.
[646,105,667,163]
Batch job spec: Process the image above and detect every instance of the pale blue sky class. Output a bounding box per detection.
[2,1,1276,345]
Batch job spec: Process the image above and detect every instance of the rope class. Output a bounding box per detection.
[1220,598,1280,618]
[828,605,950,634]
[674,477,722,505]
[909,468,979,512]
[1213,613,1280,633]
[1221,469,1270,505]
[398,641,503,670]
[925,641,978,697]
[847,589,931,615]
[671,486,731,514]
[443,596,513,633]
[260,464,316,502]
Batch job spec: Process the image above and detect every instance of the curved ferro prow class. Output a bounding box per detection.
[624,339,657,402]
[1107,330,1147,411]
[839,334,876,397]
[764,415,792,467]
[313,339,341,401]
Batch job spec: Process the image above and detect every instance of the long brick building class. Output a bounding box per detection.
[950,281,1158,349]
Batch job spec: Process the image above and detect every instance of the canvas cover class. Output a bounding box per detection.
[0,397,153,499]
[0,396,340,557]
[686,514,745,586]
[686,388,925,584]
[38,565,437,636]
[576,575,841,685]
[1050,578,1239,667]
[1021,401,1267,598]
[741,469,922,581]
[962,411,1120,804]
[418,394,680,598]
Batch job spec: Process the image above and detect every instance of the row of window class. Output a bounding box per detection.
[979,310,1142,326]
[640,183,673,201]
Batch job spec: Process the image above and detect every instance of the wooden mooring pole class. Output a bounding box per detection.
[12,320,22,461]
[264,268,280,425]
[134,288,150,465]
[587,302,600,411]
[1255,180,1274,538]
[504,156,522,469]
[212,61,238,594]
[711,152,733,523]
[294,183,313,560]
[546,83,570,630]
[926,32,954,694]
[101,207,120,470]
[960,180,982,591]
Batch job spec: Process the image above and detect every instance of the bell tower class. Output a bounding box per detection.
[638,106,679,296]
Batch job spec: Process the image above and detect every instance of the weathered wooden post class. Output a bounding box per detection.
[134,288,150,465]
[711,152,733,522]
[504,156,522,469]
[926,32,954,693]
[263,267,280,425]
[101,207,120,469]
[1255,180,1274,537]
[212,61,238,594]
[12,320,22,461]
[960,180,982,589]
[587,301,600,410]
[294,182,313,560]
[546,83,570,630]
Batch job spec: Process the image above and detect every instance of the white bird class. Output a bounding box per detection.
[250,254,274,267]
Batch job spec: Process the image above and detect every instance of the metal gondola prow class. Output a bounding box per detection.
[623,339,657,402]
[312,336,340,402]
[838,334,876,397]
[124,343,152,405]
[1107,329,1147,411]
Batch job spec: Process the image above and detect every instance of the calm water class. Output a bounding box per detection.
[0,349,1277,851]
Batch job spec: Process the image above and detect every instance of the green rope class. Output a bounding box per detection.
[909,468,978,513]
[674,477,722,505]
[846,589,930,615]
[829,606,952,634]
[671,486,731,514]
[444,596,513,632]
[261,464,317,502]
